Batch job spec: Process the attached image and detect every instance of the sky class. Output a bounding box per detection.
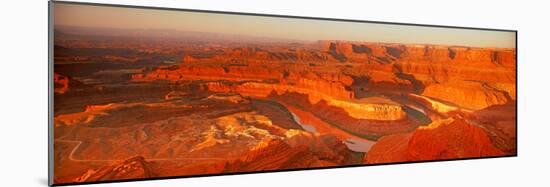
[53,3,516,48]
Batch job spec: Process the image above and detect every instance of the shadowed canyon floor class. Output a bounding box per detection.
[53,27,516,184]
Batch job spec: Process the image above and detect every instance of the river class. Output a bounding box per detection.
[284,104,376,153]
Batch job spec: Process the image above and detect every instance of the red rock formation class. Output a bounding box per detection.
[287,133,357,165]
[394,45,516,110]
[422,81,510,110]
[467,103,517,154]
[54,72,86,95]
[363,133,412,163]
[223,139,328,172]
[133,42,516,109]
[73,156,155,182]
[273,93,416,140]
[407,118,504,160]
[319,41,406,63]
[132,65,284,82]
[424,45,451,60]
[201,80,410,123]
[181,54,199,63]
[365,117,505,164]
[54,73,72,94]
[181,46,338,64]
[164,91,190,100]
[133,65,358,101]
[401,45,427,59]
[493,50,516,68]
[449,47,491,62]
[224,133,356,172]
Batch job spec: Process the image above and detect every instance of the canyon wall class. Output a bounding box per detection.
[133,64,407,121]
[204,81,405,121]
[422,81,511,110]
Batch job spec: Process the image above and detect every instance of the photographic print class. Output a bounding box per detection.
[50,1,517,185]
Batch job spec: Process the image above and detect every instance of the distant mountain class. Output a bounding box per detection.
[54,25,308,44]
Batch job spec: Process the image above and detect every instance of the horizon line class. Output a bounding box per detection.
[54,24,516,49]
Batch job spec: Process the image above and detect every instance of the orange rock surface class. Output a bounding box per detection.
[365,117,505,164]
[422,81,511,110]
[224,130,359,172]
[73,156,155,183]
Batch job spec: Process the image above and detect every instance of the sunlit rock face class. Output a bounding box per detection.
[364,117,505,164]
[422,81,510,110]
[54,27,515,184]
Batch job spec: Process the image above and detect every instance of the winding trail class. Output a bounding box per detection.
[54,125,236,163]
[55,139,235,162]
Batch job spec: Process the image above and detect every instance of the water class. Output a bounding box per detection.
[288,110,375,153]
[289,112,317,133]
[343,139,375,153]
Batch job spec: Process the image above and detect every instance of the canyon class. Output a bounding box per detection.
[53,28,516,184]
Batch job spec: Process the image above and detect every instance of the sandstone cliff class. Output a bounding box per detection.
[422,81,511,110]
[365,117,505,164]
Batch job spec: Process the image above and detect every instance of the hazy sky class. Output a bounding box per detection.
[54,3,516,48]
